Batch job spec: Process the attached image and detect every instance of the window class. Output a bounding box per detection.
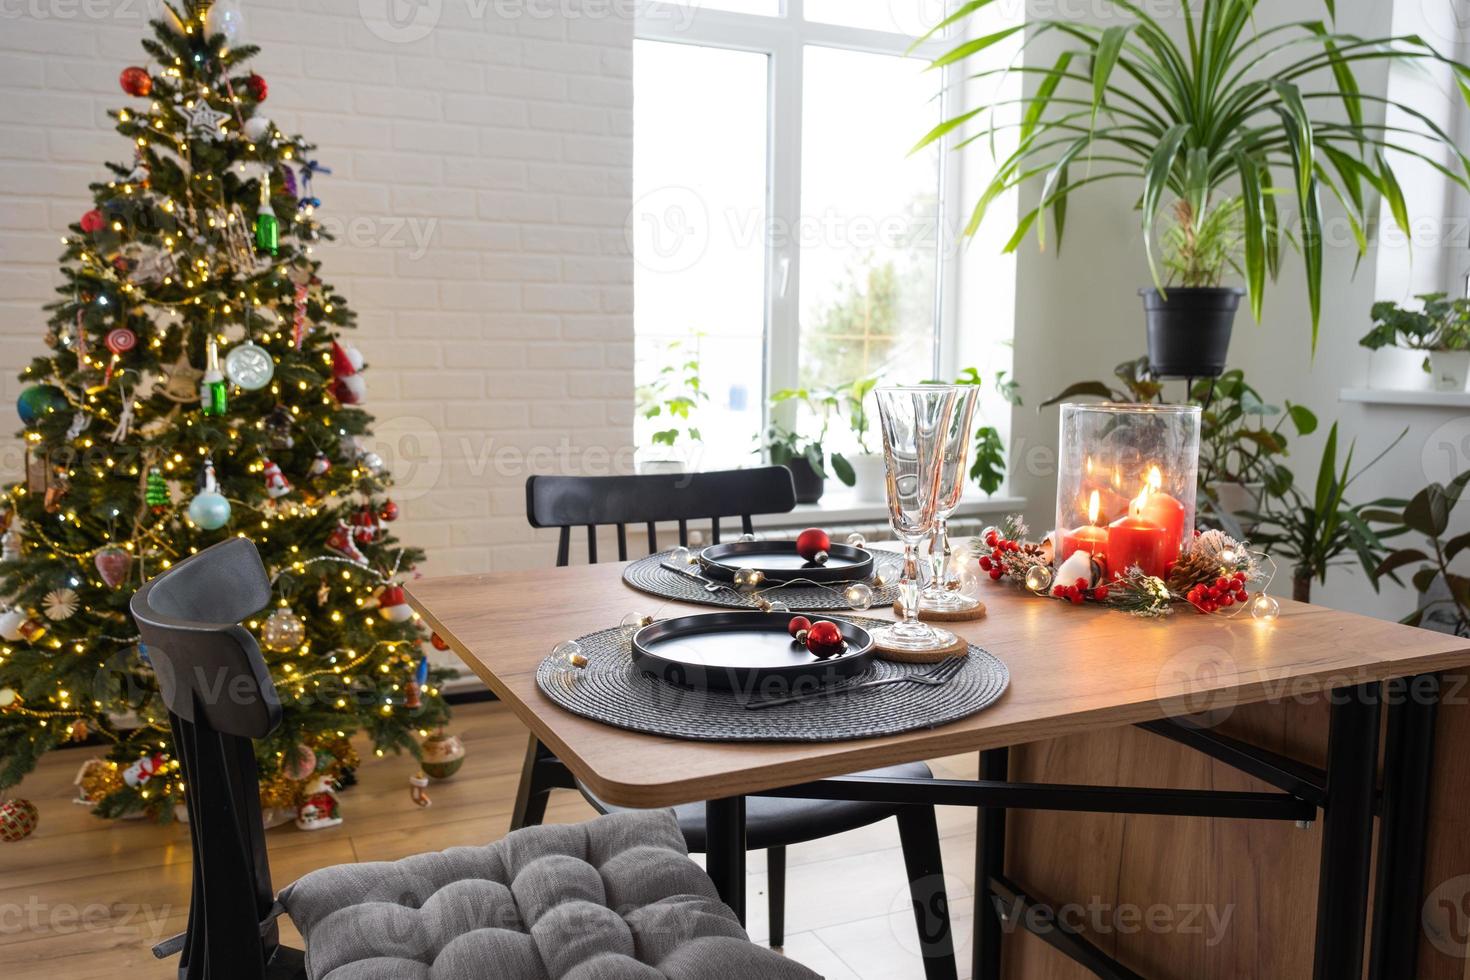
[632,1,1016,472]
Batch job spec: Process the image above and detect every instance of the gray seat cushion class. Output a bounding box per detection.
[278,808,819,980]
[582,761,934,851]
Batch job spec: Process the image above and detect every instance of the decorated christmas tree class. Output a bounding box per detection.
[0,0,451,823]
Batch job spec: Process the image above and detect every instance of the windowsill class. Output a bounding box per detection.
[750,491,1026,530]
[1339,387,1470,408]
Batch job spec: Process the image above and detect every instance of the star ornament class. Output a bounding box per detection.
[185,100,230,142]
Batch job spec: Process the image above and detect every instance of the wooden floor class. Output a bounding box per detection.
[0,700,987,980]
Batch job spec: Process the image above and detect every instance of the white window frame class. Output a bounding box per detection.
[634,1,966,428]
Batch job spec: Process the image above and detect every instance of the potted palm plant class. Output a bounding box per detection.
[1359,293,1470,392]
[915,0,1470,370]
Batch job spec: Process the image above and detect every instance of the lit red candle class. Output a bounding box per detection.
[1108,485,1169,579]
[1059,490,1109,569]
[1138,465,1186,565]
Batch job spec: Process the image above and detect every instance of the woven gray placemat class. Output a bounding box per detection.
[535,617,1009,742]
[622,549,906,611]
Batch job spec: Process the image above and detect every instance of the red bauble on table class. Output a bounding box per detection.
[787,615,811,639]
[804,620,845,659]
[79,209,105,234]
[245,73,268,102]
[794,527,830,565]
[119,66,152,97]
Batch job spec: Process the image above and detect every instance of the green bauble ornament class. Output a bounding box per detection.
[17,386,66,426]
[419,732,465,780]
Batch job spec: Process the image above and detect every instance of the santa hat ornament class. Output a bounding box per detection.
[329,342,366,405]
[377,583,414,623]
[326,521,366,564]
[261,457,292,499]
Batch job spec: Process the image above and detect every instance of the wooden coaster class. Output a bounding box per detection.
[873,631,970,664]
[892,599,987,623]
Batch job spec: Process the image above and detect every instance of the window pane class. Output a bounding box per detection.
[797,46,941,449]
[633,40,769,471]
[804,0,944,35]
[673,0,780,17]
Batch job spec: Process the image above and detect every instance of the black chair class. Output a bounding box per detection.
[521,468,954,976]
[132,537,303,979]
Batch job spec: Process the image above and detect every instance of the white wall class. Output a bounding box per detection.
[0,0,635,576]
[998,0,1470,620]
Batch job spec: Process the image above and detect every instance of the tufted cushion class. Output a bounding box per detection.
[278,808,819,980]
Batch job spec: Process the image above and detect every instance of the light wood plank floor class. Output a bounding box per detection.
[0,700,984,979]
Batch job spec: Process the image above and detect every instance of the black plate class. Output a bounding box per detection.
[699,540,874,584]
[631,611,874,696]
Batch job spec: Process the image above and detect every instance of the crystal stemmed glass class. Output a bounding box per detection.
[872,385,959,653]
[920,384,980,612]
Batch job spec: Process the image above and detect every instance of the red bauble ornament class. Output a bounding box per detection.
[379,499,399,522]
[805,620,845,659]
[787,615,811,639]
[79,209,105,234]
[245,73,268,102]
[430,632,450,651]
[795,527,831,565]
[119,66,152,97]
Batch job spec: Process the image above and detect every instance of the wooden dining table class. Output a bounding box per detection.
[407,557,1470,980]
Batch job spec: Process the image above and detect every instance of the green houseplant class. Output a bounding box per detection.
[832,375,888,502]
[761,386,855,503]
[635,336,709,472]
[948,367,1019,495]
[1359,293,1470,392]
[1245,423,1403,602]
[1371,471,1470,633]
[916,0,1470,368]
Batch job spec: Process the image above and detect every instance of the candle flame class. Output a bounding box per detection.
[1147,465,1162,493]
[1087,489,1100,525]
[1130,483,1149,520]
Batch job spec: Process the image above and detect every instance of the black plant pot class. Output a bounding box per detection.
[1140,286,1244,378]
[783,458,825,504]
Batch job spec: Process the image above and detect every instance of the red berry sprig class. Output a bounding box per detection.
[1051,577,1108,605]
[977,528,1024,581]
[1186,570,1249,614]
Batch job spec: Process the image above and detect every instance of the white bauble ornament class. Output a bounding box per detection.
[204,0,245,43]
[224,341,274,390]
[242,117,272,143]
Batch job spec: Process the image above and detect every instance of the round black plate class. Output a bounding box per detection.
[699,540,875,584]
[631,611,874,696]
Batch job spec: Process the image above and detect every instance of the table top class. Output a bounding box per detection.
[406,560,1470,808]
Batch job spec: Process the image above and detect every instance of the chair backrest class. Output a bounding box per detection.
[526,466,798,565]
[130,537,283,980]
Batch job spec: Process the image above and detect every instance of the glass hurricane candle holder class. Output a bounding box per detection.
[1054,403,1200,581]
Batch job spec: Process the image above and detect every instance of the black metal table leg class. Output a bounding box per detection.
[706,796,747,924]
[1369,673,1440,980]
[974,746,1010,980]
[1313,683,1382,980]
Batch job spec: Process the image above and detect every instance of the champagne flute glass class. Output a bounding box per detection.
[872,385,958,653]
[921,384,980,611]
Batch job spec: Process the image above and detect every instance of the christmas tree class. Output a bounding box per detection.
[0,0,451,822]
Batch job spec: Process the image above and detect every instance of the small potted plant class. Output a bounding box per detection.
[635,337,708,473]
[834,376,886,502]
[947,367,1017,496]
[761,387,854,504]
[1359,293,1470,392]
[1142,200,1246,378]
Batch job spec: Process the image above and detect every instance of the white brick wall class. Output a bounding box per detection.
[0,0,635,576]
